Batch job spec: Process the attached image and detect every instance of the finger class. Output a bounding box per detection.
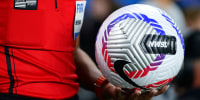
[129,89,141,100]
[155,85,170,96]
[149,89,158,97]
[138,89,157,100]
[142,89,158,97]
[115,86,122,100]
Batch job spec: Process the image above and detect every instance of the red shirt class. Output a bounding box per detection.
[0,0,85,99]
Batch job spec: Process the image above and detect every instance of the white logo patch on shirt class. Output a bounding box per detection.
[14,0,38,10]
[73,0,86,40]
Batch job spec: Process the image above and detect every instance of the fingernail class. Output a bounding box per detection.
[116,86,121,91]
[153,89,158,95]
[166,85,170,90]
[137,90,141,95]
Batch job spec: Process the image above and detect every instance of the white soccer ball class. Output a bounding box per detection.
[95,4,184,90]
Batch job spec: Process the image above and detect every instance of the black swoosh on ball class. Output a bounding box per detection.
[113,60,148,90]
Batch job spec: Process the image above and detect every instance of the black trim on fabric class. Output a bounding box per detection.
[5,47,14,94]
[11,48,18,94]
[0,93,79,100]
[0,93,44,100]
[55,0,58,8]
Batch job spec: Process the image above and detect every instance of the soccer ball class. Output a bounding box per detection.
[95,4,184,90]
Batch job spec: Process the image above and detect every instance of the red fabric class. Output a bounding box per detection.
[0,0,76,52]
[0,0,80,99]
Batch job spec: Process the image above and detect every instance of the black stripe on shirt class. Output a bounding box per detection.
[55,0,58,8]
[5,47,14,94]
[11,48,18,94]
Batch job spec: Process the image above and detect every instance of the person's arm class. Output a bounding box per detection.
[73,36,169,100]
[73,36,103,89]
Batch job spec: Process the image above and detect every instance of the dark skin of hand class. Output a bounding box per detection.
[101,83,169,100]
[74,36,169,100]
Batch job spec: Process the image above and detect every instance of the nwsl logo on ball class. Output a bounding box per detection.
[141,34,177,55]
[101,12,176,89]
